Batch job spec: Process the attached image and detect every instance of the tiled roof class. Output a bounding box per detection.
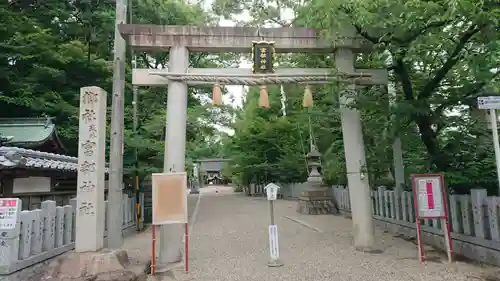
[0,117,68,154]
[0,147,108,173]
[0,117,56,145]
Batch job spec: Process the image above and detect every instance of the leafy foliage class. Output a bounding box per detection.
[0,0,229,183]
[3,0,500,194]
[216,0,500,194]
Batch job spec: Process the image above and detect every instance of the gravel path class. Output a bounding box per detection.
[182,191,498,281]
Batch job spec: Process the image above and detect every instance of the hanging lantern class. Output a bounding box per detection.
[259,85,270,108]
[303,85,313,108]
[212,83,222,106]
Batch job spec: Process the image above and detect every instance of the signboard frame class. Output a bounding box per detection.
[411,173,453,263]
[477,96,500,194]
[477,96,500,110]
[151,172,188,225]
[265,183,280,201]
[251,41,275,74]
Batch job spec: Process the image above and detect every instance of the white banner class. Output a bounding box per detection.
[268,224,280,260]
[280,85,287,116]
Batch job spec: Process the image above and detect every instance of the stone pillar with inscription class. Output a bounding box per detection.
[76,86,107,252]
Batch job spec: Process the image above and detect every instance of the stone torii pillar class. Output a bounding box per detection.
[157,45,190,270]
[336,47,376,252]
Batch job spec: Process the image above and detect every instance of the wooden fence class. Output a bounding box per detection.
[0,194,137,275]
[333,186,500,266]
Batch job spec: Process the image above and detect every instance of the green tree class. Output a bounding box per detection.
[0,0,230,184]
[215,0,500,194]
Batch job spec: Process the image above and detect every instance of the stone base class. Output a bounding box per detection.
[296,188,341,215]
[147,261,184,281]
[267,259,284,267]
[354,246,384,254]
[297,199,336,215]
[147,271,177,281]
[43,249,147,281]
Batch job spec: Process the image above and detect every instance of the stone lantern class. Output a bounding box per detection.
[306,145,323,188]
[297,144,340,215]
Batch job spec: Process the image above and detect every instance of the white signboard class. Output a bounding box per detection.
[193,164,198,179]
[416,177,445,218]
[0,199,20,229]
[268,224,280,260]
[478,96,500,110]
[265,183,280,201]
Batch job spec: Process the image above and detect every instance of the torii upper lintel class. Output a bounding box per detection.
[118,24,372,53]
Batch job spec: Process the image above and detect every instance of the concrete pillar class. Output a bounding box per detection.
[107,0,127,249]
[157,45,189,270]
[76,86,107,252]
[392,138,405,190]
[335,48,376,251]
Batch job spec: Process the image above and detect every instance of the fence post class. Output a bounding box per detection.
[70,198,77,242]
[471,189,487,239]
[31,210,43,255]
[41,201,56,251]
[449,195,461,233]
[63,206,73,245]
[19,211,34,260]
[377,186,385,216]
[55,207,65,248]
[460,195,473,236]
[407,192,415,223]
[488,196,500,241]
[401,192,407,222]
[394,191,402,220]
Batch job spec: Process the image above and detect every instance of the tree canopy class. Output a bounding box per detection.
[2,0,500,194]
[0,0,232,183]
[216,0,500,194]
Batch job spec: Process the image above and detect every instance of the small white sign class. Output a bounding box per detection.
[478,96,500,110]
[193,164,198,179]
[0,199,20,229]
[416,177,445,218]
[268,224,280,260]
[264,183,280,201]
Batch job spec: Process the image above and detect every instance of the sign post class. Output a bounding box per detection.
[151,172,189,273]
[264,183,283,267]
[411,174,452,263]
[478,96,500,192]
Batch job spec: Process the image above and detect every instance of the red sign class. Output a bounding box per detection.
[413,175,445,218]
[1,200,17,208]
[411,174,452,263]
[0,198,19,229]
[426,181,435,209]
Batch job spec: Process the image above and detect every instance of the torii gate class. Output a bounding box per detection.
[118,24,388,273]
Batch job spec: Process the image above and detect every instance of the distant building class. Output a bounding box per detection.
[197,158,230,185]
